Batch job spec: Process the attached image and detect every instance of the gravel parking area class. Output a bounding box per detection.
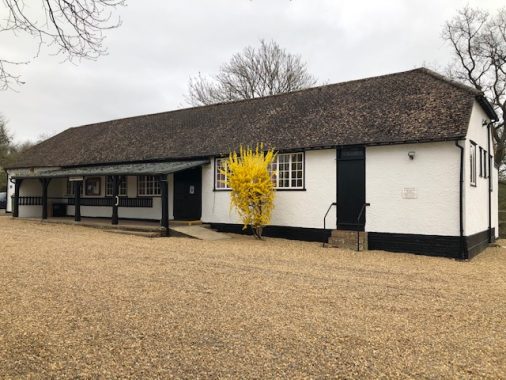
[0,217,505,378]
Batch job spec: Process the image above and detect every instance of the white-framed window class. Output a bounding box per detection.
[214,152,305,190]
[470,142,477,186]
[215,158,230,190]
[479,147,483,177]
[106,176,128,196]
[483,149,488,178]
[138,175,161,196]
[272,152,304,189]
[66,180,83,196]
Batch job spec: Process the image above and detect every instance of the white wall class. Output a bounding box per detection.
[18,178,43,218]
[366,142,461,236]
[6,173,12,212]
[201,149,337,229]
[493,165,499,237]
[463,101,498,237]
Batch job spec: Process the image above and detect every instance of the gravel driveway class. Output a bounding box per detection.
[0,217,505,378]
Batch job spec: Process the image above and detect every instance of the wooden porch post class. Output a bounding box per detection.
[13,178,23,218]
[40,178,51,220]
[74,181,82,222]
[111,175,119,225]
[160,175,169,236]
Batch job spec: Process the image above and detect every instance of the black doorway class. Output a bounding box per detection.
[337,147,366,231]
[173,167,202,220]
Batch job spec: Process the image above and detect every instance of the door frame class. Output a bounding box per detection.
[173,167,202,220]
[336,146,366,231]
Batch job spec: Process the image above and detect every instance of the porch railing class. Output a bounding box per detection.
[66,197,153,208]
[17,196,43,206]
[12,196,153,208]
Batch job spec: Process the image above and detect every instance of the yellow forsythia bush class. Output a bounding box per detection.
[221,145,276,239]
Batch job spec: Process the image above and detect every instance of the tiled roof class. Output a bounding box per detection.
[8,68,494,169]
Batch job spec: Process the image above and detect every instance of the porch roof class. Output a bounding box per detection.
[10,160,209,179]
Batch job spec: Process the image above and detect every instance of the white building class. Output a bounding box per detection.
[5,68,499,259]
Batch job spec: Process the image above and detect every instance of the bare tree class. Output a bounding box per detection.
[0,0,125,90]
[186,40,318,106]
[0,115,12,191]
[443,6,506,165]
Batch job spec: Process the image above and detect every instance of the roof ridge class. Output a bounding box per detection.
[68,67,433,131]
[415,67,483,96]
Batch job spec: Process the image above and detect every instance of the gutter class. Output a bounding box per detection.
[455,140,465,259]
[476,95,499,122]
[6,137,467,172]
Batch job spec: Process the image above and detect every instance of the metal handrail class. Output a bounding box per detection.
[356,203,370,251]
[322,202,337,247]
[356,203,370,224]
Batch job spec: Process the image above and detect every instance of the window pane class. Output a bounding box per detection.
[119,176,127,196]
[154,177,161,195]
[269,161,277,186]
[66,180,73,195]
[278,154,289,188]
[273,152,304,189]
[470,143,476,185]
[215,159,229,189]
[139,176,145,195]
[106,176,112,196]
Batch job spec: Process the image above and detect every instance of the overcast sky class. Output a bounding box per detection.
[0,0,504,143]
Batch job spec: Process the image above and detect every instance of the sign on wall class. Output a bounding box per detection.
[401,187,417,199]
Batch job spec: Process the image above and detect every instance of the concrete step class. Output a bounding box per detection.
[169,225,231,241]
[170,220,203,227]
[104,229,162,238]
[22,217,165,234]
[104,224,164,233]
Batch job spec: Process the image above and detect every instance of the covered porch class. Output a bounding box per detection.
[9,160,208,236]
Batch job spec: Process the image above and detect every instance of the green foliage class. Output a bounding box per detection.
[0,116,34,191]
[0,116,11,191]
[499,182,506,216]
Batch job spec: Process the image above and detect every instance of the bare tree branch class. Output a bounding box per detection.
[0,0,125,90]
[186,40,318,106]
[443,6,506,166]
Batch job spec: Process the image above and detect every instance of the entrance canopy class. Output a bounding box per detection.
[10,160,209,179]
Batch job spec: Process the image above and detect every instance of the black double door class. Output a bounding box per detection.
[337,147,366,231]
[173,168,202,220]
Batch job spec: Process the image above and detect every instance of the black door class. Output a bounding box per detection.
[337,147,366,231]
[173,167,202,220]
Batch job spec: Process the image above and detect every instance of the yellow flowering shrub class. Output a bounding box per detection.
[221,145,276,239]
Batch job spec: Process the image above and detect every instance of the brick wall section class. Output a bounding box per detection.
[328,230,368,251]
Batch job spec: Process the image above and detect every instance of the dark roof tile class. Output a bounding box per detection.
[8,68,488,169]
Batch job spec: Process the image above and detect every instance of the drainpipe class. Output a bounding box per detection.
[455,140,465,259]
[487,122,492,243]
